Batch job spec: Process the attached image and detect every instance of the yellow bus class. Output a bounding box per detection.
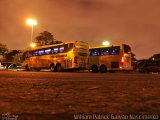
[89,44,133,73]
[22,41,89,71]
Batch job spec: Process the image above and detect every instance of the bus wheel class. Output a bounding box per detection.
[55,64,62,72]
[91,65,98,73]
[100,65,107,73]
[50,64,54,72]
[25,64,30,71]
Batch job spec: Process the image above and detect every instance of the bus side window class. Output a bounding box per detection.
[92,49,100,56]
[44,48,51,55]
[110,46,120,55]
[64,44,68,52]
[64,43,74,52]
[101,48,110,55]
[59,46,65,53]
[39,49,44,56]
[33,50,39,56]
[68,43,74,51]
[51,47,59,54]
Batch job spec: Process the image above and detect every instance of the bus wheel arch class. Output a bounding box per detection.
[100,64,107,73]
[91,65,98,73]
[55,63,62,72]
[50,63,55,72]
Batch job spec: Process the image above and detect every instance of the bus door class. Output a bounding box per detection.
[89,48,100,68]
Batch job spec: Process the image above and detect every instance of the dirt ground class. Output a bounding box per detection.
[0,71,160,120]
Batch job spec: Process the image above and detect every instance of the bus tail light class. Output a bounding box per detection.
[121,57,124,63]
[120,57,124,66]
[74,56,78,64]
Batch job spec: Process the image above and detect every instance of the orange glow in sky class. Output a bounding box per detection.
[0,0,160,59]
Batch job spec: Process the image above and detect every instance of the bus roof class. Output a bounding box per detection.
[29,41,88,51]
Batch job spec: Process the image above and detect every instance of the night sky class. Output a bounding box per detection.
[0,0,160,59]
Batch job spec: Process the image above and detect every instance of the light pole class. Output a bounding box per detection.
[26,18,37,43]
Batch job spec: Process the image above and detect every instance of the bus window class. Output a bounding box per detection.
[33,50,39,56]
[124,45,131,53]
[67,43,74,51]
[91,49,100,56]
[39,49,44,56]
[51,47,59,54]
[63,44,68,52]
[110,46,120,55]
[44,48,51,55]
[59,46,65,53]
[63,43,74,52]
[101,48,110,55]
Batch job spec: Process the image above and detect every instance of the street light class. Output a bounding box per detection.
[102,41,110,46]
[30,42,36,48]
[26,18,37,43]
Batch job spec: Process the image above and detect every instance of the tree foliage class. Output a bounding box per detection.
[5,50,21,61]
[0,43,8,55]
[35,31,54,46]
[34,31,63,46]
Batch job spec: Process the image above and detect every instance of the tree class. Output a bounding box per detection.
[0,43,8,56]
[5,50,21,61]
[35,31,54,46]
[34,31,63,46]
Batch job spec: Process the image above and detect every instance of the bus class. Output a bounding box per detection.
[89,44,133,73]
[22,41,89,71]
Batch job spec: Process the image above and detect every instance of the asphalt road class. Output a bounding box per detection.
[0,71,160,120]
